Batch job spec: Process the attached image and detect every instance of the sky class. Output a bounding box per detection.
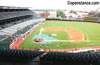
[0,0,100,11]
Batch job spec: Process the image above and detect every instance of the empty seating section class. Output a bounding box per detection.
[0,17,45,48]
[40,52,100,64]
[0,6,45,49]
[0,35,5,40]
[0,18,45,48]
[0,37,12,48]
[12,21,41,36]
[0,49,99,64]
[0,49,100,65]
[0,48,44,60]
[0,18,44,36]
[12,24,34,36]
[0,11,34,20]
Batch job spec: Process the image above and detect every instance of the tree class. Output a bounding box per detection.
[69,10,77,14]
[69,15,72,18]
[69,10,74,13]
[88,11,96,15]
[56,10,66,18]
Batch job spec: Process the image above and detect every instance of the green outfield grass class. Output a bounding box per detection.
[19,21,100,49]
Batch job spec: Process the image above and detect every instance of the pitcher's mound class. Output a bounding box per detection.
[34,38,44,42]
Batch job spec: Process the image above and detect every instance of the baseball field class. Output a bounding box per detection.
[19,20,100,49]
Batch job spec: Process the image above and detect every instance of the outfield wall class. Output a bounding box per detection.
[46,18,100,23]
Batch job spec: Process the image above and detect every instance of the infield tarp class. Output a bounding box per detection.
[32,34,58,44]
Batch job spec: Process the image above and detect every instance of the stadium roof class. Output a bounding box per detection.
[0,6,29,9]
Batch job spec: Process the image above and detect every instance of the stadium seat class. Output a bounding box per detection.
[40,51,100,65]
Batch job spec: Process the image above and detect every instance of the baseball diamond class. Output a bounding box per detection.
[13,20,100,51]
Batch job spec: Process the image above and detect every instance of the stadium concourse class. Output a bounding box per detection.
[0,6,100,65]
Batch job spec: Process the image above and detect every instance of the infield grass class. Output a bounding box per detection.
[42,31,69,40]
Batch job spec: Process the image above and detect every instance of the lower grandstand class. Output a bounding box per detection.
[0,6,45,49]
[0,17,45,48]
